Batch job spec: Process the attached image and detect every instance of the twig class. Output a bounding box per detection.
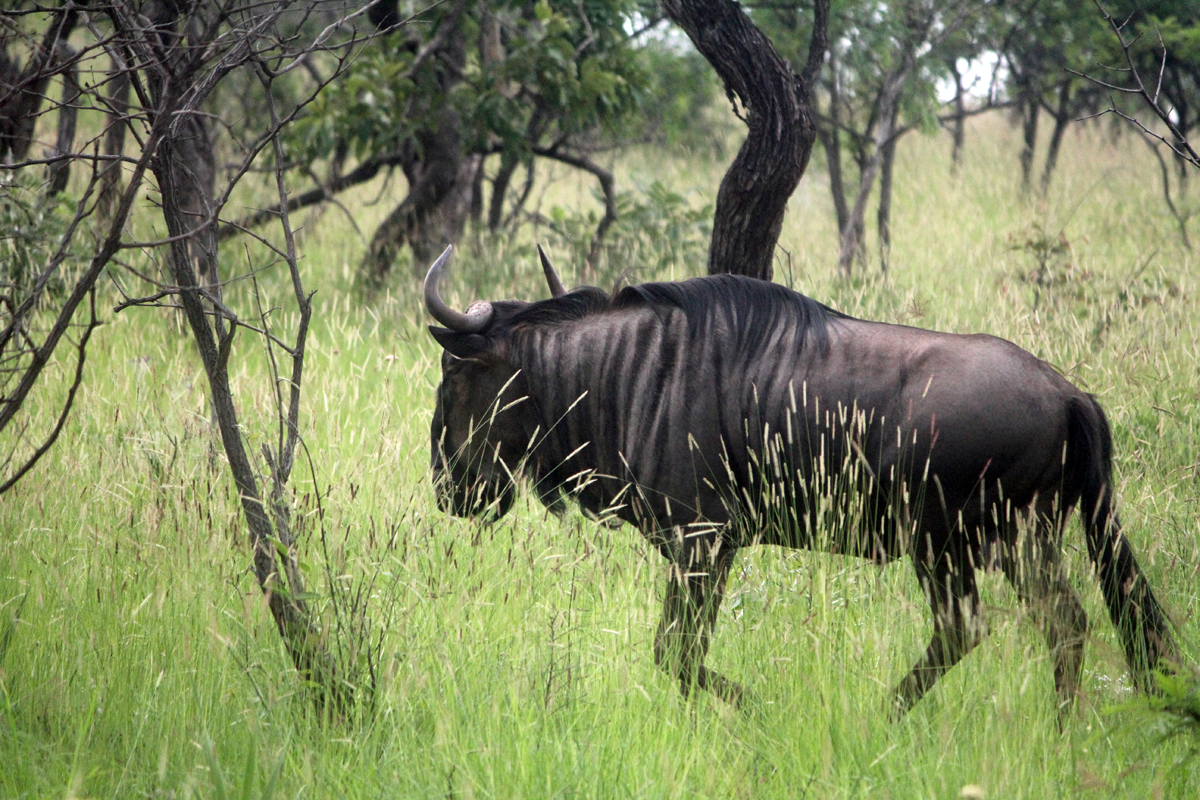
[0,287,99,494]
[1072,1,1200,170]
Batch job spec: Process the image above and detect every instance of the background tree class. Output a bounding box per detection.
[661,0,829,282]
[1096,0,1200,248]
[0,0,390,709]
[997,0,1107,195]
[239,0,654,286]
[759,0,995,276]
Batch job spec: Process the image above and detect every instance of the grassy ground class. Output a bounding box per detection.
[2,115,1199,799]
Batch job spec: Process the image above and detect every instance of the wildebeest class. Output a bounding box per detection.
[424,244,1176,718]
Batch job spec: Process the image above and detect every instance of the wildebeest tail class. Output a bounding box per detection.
[1066,395,1177,685]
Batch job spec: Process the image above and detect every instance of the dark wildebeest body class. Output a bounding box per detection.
[425,247,1175,718]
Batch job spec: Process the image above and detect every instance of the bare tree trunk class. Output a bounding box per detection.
[877,107,899,273]
[1019,90,1040,194]
[663,0,829,281]
[97,63,130,222]
[419,153,481,267]
[469,153,486,223]
[1040,80,1072,196]
[0,5,80,163]
[819,125,850,238]
[838,61,911,276]
[46,47,79,196]
[143,2,219,295]
[947,58,966,175]
[489,151,520,231]
[360,106,475,282]
[501,156,536,230]
[1149,140,1193,250]
[819,50,850,238]
[154,137,338,704]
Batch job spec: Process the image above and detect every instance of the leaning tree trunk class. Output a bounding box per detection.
[360,4,476,284]
[947,57,966,175]
[838,58,912,276]
[819,49,850,239]
[131,5,342,707]
[360,107,477,283]
[144,1,219,297]
[1018,88,1040,195]
[663,0,829,282]
[876,105,900,273]
[1039,79,1072,196]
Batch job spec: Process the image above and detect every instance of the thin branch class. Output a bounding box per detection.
[1072,1,1200,170]
[0,288,99,494]
[219,149,406,239]
[256,61,310,486]
[531,145,616,269]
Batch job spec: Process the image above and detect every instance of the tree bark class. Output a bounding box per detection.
[97,62,130,222]
[0,5,80,163]
[819,49,850,238]
[877,106,899,273]
[838,60,911,276]
[155,137,337,704]
[819,125,850,238]
[143,2,219,294]
[1039,79,1071,196]
[947,58,966,175]
[663,0,829,281]
[46,47,79,196]
[359,8,474,283]
[1018,89,1039,194]
[489,151,520,231]
[360,107,476,282]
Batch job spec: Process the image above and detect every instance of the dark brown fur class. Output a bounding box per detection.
[429,274,1176,717]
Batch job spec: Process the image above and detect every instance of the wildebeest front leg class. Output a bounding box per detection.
[654,538,741,704]
[892,541,986,717]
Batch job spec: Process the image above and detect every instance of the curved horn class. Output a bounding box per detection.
[537,244,567,298]
[423,244,493,332]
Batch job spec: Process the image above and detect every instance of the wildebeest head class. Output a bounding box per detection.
[425,245,566,519]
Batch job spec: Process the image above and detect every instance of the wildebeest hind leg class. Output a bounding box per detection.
[654,539,741,705]
[999,522,1087,724]
[891,546,986,718]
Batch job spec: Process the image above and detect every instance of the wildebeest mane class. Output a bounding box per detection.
[508,286,611,328]
[509,275,846,357]
[618,274,848,356]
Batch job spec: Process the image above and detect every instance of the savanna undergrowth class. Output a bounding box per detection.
[1,116,1198,799]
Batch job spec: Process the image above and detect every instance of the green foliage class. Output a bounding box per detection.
[0,174,79,300]
[757,0,969,147]
[1001,0,1200,142]
[1,117,1198,799]
[287,1,650,166]
[624,40,729,156]
[1106,669,1200,775]
[545,180,711,285]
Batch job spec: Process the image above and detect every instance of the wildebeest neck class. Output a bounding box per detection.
[506,276,850,531]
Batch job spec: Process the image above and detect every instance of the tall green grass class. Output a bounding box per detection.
[1,115,1197,799]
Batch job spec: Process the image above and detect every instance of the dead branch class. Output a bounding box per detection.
[531,145,617,271]
[1072,1,1200,171]
[0,0,393,712]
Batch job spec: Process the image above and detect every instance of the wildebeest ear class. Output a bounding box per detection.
[429,326,491,359]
